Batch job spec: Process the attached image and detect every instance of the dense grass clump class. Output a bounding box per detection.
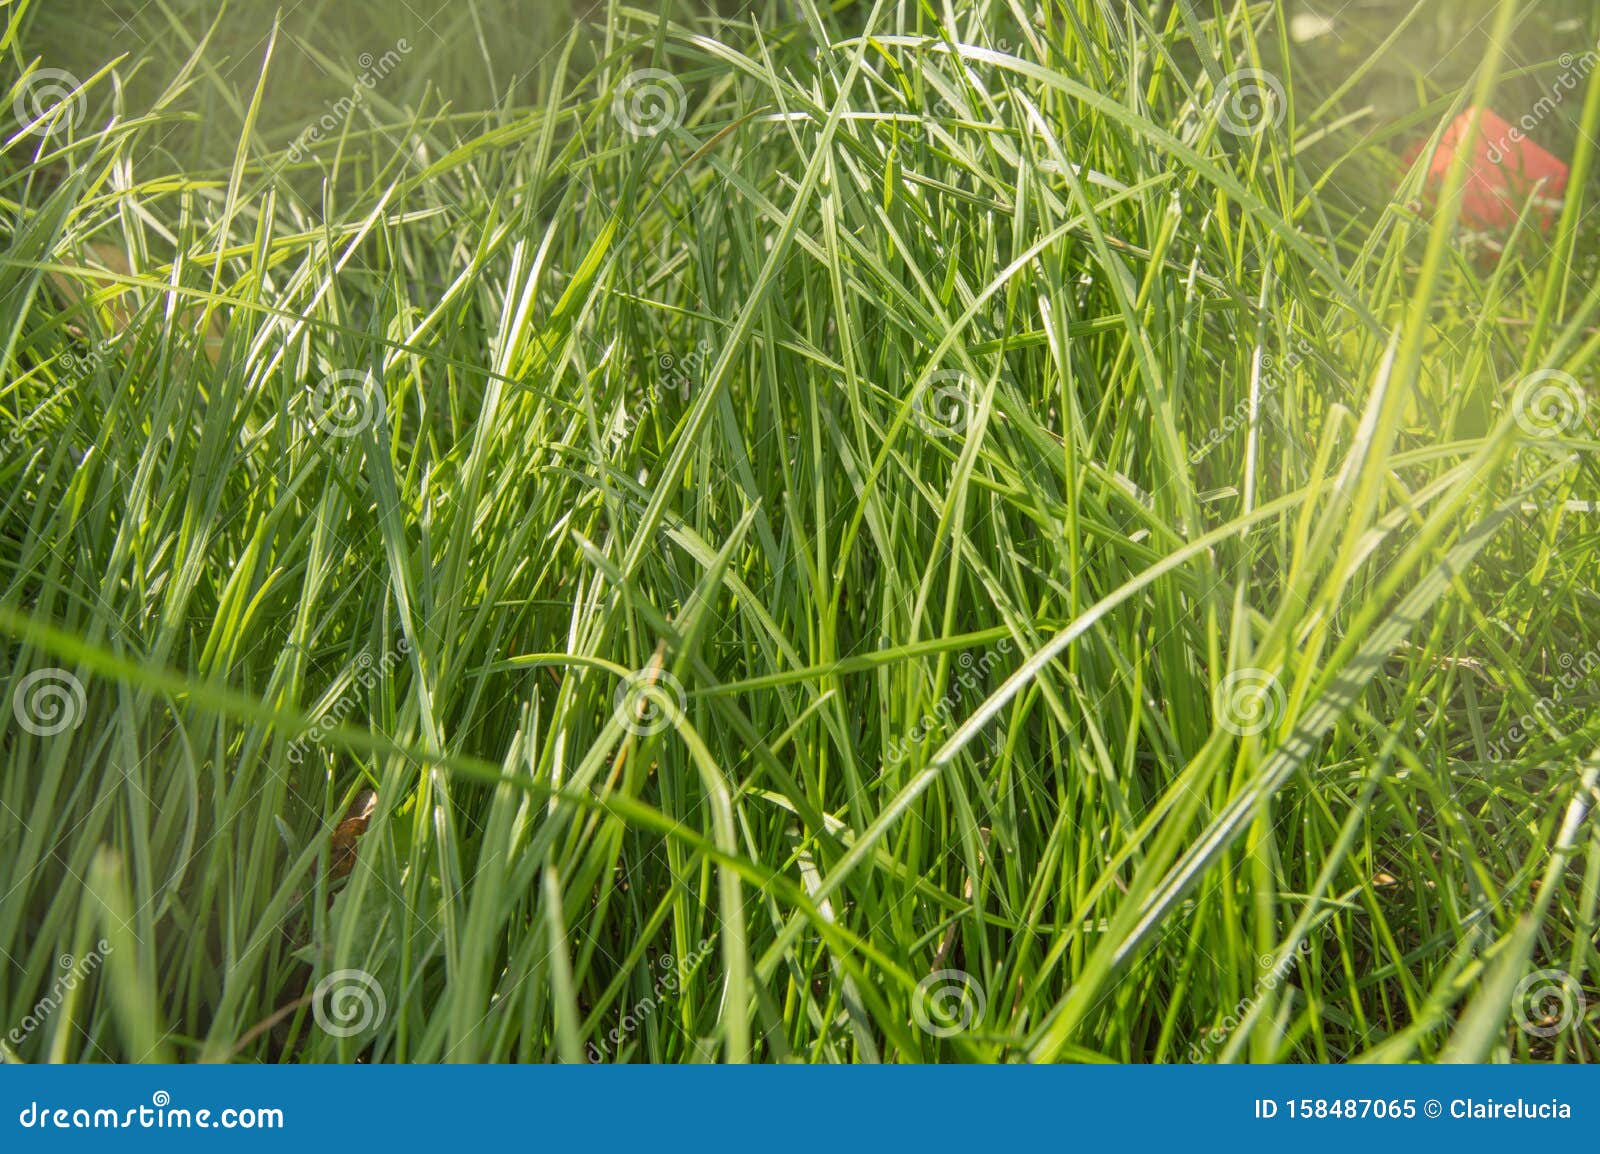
[2,0,1598,1062]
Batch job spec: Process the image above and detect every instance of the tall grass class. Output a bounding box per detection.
[1,0,1597,1063]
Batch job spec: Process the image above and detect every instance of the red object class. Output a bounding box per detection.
[1406,107,1568,235]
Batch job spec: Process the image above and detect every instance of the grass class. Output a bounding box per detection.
[1,0,1598,1063]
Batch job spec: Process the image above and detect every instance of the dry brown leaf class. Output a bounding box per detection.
[328,788,378,880]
